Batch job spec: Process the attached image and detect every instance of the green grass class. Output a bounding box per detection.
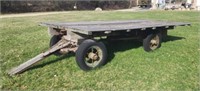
[0,11,199,90]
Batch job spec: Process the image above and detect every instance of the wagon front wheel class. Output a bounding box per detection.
[49,35,62,56]
[76,39,107,71]
[143,33,162,52]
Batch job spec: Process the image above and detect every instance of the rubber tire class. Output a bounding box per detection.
[143,33,162,52]
[49,35,62,56]
[76,39,107,71]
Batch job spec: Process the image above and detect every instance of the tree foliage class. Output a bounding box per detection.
[1,1,131,13]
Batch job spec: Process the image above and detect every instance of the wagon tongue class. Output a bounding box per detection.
[8,39,70,76]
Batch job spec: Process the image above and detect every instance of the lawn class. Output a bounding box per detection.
[0,11,199,90]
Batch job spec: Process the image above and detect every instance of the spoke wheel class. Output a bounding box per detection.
[143,32,162,52]
[76,39,107,71]
[85,46,103,68]
[49,35,62,56]
[150,35,160,50]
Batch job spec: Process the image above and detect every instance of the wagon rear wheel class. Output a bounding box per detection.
[143,32,162,52]
[76,39,107,71]
[49,35,62,56]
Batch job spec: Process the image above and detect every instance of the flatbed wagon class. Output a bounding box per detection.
[8,20,190,75]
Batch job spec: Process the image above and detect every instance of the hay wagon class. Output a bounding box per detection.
[8,20,190,75]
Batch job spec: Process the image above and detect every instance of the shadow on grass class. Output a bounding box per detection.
[26,53,74,72]
[105,35,185,63]
[25,35,184,72]
[105,39,142,63]
[162,35,185,42]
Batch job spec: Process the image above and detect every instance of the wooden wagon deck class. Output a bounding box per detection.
[40,20,190,35]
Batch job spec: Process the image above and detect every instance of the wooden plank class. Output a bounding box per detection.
[8,53,45,75]
[40,20,190,34]
[8,39,70,75]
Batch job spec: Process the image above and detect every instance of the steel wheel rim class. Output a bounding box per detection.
[84,46,103,68]
[150,35,159,50]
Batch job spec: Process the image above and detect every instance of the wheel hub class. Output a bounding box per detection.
[150,35,159,50]
[84,46,103,67]
[88,52,98,60]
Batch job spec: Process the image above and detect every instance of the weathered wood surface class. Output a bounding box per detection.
[8,39,70,75]
[40,20,190,35]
